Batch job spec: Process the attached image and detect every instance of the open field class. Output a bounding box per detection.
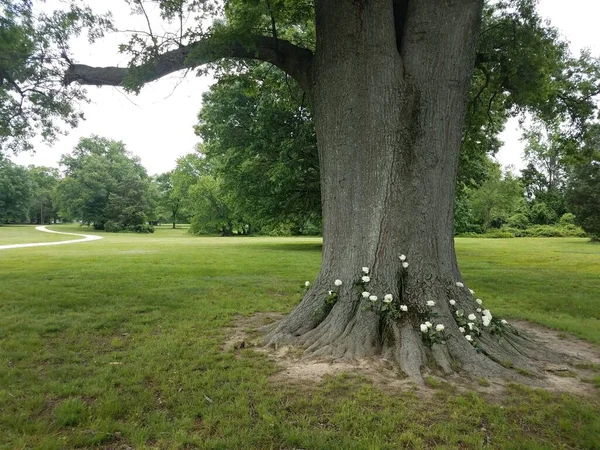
[0,226,599,449]
[0,225,81,245]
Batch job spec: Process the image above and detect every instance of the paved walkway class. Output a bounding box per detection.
[0,226,103,250]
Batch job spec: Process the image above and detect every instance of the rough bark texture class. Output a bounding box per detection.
[66,0,561,383]
[264,0,561,383]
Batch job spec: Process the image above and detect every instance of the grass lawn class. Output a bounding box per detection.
[0,225,81,245]
[0,226,599,449]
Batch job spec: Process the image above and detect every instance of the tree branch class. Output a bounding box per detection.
[64,35,314,93]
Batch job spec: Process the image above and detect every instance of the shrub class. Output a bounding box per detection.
[104,220,123,233]
[483,230,515,238]
[127,223,155,233]
[559,212,576,226]
[507,213,531,229]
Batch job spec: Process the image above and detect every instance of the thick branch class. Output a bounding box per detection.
[64,35,314,93]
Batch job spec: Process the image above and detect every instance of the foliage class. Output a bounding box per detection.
[54,136,154,231]
[27,165,59,224]
[567,157,600,238]
[0,156,31,222]
[467,161,525,230]
[0,0,113,153]
[195,65,320,232]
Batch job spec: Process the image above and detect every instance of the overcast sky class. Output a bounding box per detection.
[11,0,600,175]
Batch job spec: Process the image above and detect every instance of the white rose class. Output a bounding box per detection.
[468,314,476,321]
[483,309,492,319]
[456,282,464,288]
[459,327,465,333]
[400,305,408,312]
[383,294,393,303]
[468,322,474,330]
[369,295,378,302]
[334,279,342,286]
[456,310,463,317]
[469,289,475,294]
[420,324,428,333]
[362,291,370,298]
[362,276,370,283]
[425,321,432,329]
[328,290,333,295]
[501,319,508,325]
[399,254,406,261]
[465,335,473,342]
[449,299,456,306]
[305,281,310,287]
[426,300,435,307]
[476,308,482,313]
[476,298,483,305]
[482,317,491,327]
[362,267,369,274]
[402,262,409,268]
[435,324,445,332]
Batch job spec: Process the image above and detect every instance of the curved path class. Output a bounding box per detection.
[0,226,103,250]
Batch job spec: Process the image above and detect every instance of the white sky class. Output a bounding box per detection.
[11,0,600,175]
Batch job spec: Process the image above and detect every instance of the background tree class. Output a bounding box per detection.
[0,157,31,223]
[468,162,525,230]
[54,136,154,231]
[196,64,320,233]
[27,166,59,224]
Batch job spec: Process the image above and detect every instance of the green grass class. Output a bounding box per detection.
[0,227,599,449]
[0,224,81,245]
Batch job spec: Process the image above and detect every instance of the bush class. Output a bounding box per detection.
[521,224,586,237]
[104,220,123,233]
[483,230,515,238]
[127,223,155,233]
[507,213,531,229]
[559,212,576,226]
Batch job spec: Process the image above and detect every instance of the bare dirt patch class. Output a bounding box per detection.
[223,313,600,397]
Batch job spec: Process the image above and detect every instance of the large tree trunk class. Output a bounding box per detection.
[265,0,554,382]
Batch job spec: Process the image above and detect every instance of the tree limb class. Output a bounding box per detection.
[63,35,314,93]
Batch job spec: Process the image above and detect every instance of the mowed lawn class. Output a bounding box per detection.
[0,225,599,449]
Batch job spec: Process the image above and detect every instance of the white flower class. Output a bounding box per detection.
[362,267,369,274]
[369,295,378,302]
[476,308,482,313]
[468,322,475,330]
[456,282,464,288]
[334,279,342,286]
[400,304,408,312]
[482,309,492,319]
[468,313,477,321]
[469,289,475,294]
[501,319,508,325]
[459,327,465,333]
[449,299,456,306]
[402,262,409,269]
[456,310,464,317]
[426,300,436,307]
[476,298,483,305]
[425,321,433,329]
[383,294,393,303]
[305,281,310,287]
[482,316,491,327]
[465,335,473,342]
[420,324,428,333]
[435,324,445,332]
[362,291,370,298]
[361,276,370,283]
[328,290,333,295]
[399,254,406,261]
